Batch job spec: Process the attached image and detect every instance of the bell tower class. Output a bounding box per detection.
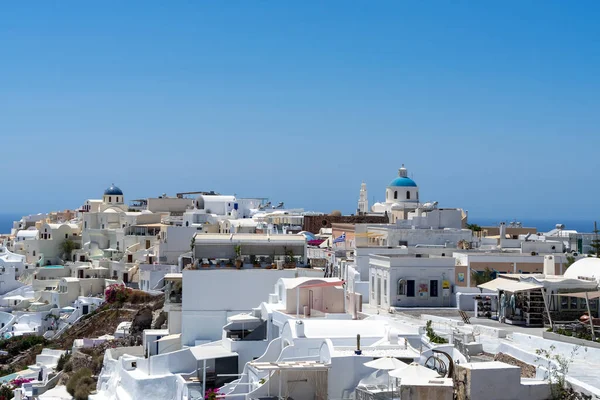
[357,182,369,215]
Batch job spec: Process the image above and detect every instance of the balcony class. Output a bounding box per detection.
[164,278,182,305]
[224,320,267,342]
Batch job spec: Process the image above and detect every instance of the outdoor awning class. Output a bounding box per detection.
[224,315,263,331]
[156,333,181,342]
[227,314,260,323]
[189,345,238,361]
[164,273,182,281]
[478,278,542,292]
[558,291,600,300]
[249,360,329,371]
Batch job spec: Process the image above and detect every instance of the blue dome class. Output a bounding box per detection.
[389,177,417,187]
[104,185,123,196]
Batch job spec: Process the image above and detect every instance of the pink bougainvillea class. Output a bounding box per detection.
[10,377,34,388]
[205,388,220,400]
[104,284,132,303]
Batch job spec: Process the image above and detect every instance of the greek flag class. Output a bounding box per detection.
[333,233,346,244]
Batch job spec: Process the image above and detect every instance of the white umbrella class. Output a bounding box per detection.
[364,357,407,397]
[227,313,260,323]
[364,357,406,371]
[389,362,439,380]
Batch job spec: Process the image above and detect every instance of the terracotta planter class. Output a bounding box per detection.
[235,260,243,269]
[201,264,210,268]
[253,263,261,268]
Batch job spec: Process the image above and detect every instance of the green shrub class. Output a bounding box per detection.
[425,320,448,344]
[56,353,71,371]
[74,385,93,400]
[66,368,92,396]
[128,290,153,304]
[63,361,73,373]
[93,354,105,375]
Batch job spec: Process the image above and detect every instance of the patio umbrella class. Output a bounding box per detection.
[364,357,407,396]
[389,362,439,381]
[364,357,406,371]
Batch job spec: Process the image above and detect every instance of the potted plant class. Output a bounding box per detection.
[284,249,295,268]
[226,259,234,268]
[234,245,243,269]
[250,255,260,268]
[201,258,210,268]
[271,252,277,269]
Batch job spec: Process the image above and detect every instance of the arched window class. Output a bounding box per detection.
[109,196,112,203]
[397,279,406,295]
[394,191,398,200]
[406,191,411,200]
[186,221,189,227]
[33,250,36,257]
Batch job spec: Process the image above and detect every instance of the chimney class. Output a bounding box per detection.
[295,320,305,338]
[499,222,507,239]
[355,334,362,355]
[543,255,554,276]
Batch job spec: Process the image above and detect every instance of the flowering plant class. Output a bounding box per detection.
[104,284,132,303]
[10,377,34,387]
[0,383,12,400]
[205,388,220,400]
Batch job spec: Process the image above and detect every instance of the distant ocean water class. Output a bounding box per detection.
[0,214,27,234]
[471,218,596,234]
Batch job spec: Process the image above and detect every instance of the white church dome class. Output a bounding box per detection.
[564,257,600,282]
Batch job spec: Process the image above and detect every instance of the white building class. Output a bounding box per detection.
[183,195,263,229]
[192,233,307,267]
[371,164,420,217]
[10,213,48,236]
[178,268,319,347]
[368,254,455,309]
[23,223,81,266]
[78,185,166,286]
[156,225,198,264]
[139,263,181,292]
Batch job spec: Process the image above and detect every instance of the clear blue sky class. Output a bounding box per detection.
[1,1,599,221]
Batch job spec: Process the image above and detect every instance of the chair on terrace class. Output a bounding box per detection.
[459,310,471,324]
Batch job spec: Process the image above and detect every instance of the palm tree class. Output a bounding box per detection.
[466,223,482,232]
[471,267,494,287]
[565,255,576,270]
